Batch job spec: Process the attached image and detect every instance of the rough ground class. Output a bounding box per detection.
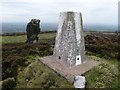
[84,32,119,59]
[40,55,100,83]
[2,32,119,89]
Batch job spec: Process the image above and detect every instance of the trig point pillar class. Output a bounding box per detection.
[54,11,85,66]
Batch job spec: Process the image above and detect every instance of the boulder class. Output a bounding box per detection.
[74,75,85,88]
[26,19,41,43]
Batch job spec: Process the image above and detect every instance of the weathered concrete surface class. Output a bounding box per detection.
[39,12,100,85]
[74,76,85,88]
[40,55,100,83]
[54,12,85,66]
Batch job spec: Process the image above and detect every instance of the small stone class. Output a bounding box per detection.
[74,75,85,88]
[33,40,37,43]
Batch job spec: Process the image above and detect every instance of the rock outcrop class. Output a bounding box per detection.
[26,19,41,43]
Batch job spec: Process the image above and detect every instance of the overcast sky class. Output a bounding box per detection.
[1,0,119,25]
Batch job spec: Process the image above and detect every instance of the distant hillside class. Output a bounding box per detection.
[1,22,117,34]
[2,22,57,34]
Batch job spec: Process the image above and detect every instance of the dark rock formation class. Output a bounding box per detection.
[26,19,41,43]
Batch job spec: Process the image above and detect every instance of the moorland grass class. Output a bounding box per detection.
[2,32,119,88]
[16,55,73,88]
[84,54,118,88]
[1,33,56,44]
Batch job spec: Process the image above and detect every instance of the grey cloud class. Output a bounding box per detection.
[2,2,31,8]
[1,0,118,25]
[56,1,83,8]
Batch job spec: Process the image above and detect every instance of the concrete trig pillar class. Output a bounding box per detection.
[54,11,85,67]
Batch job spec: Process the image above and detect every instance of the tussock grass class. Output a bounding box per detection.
[16,55,73,88]
[84,55,118,88]
[2,32,119,88]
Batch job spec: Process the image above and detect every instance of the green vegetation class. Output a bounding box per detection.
[16,55,73,88]
[84,54,118,88]
[1,33,56,44]
[2,32,119,88]
[1,35,26,44]
[2,36,73,88]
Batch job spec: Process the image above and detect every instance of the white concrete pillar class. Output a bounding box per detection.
[54,11,85,66]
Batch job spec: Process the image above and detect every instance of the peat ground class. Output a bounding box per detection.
[1,32,119,89]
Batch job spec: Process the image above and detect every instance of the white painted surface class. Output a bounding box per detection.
[76,55,81,65]
[74,12,81,48]
[74,76,85,88]
[54,12,85,66]
[54,12,67,55]
[74,12,82,66]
